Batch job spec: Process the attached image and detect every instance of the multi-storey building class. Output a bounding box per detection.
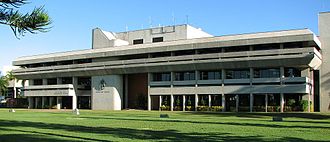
[11,12,330,112]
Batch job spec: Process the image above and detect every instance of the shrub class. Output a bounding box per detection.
[186,106,193,111]
[210,106,223,111]
[299,100,309,112]
[287,99,296,107]
[197,106,209,111]
[160,105,170,111]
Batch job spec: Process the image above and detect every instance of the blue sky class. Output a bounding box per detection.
[0,0,329,73]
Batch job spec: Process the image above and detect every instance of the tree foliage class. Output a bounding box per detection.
[0,0,51,38]
[0,71,15,96]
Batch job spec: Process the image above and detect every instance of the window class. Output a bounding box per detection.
[284,68,301,77]
[152,37,163,43]
[133,39,143,45]
[78,77,91,90]
[61,77,73,84]
[254,68,280,78]
[75,59,92,64]
[253,44,280,51]
[223,46,249,52]
[226,69,250,79]
[200,71,221,80]
[175,71,195,81]
[283,42,303,49]
[174,50,195,56]
[33,79,43,85]
[152,72,171,81]
[150,52,171,58]
[47,78,57,85]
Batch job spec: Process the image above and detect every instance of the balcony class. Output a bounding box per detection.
[23,84,75,97]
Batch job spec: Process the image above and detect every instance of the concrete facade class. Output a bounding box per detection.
[319,12,330,112]
[11,18,328,112]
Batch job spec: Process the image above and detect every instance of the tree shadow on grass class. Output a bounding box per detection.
[184,112,330,120]
[79,115,330,129]
[0,134,78,142]
[0,120,327,142]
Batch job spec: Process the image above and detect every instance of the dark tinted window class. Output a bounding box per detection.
[152,37,163,43]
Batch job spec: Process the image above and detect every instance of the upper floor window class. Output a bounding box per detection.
[61,77,73,84]
[284,68,301,77]
[254,68,280,78]
[152,72,171,81]
[152,37,163,43]
[226,69,250,79]
[175,71,195,81]
[33,79,43,85]
[253,44,280,51]
[200,71,221,80]
[133,39,143,45]
[47,78,57,85]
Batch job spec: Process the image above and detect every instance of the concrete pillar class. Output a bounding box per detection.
[208,94,211,110]
[280,93,284,112]
[195,94,198,111]
[250,93,253,112]
[42,79,47,85]
[49,97,54,109]
[147,73,151,111]
[35,97,39,109]
[72,95,77,110]
[265,94,268,112]
[159,95,162,111]
[28,97,34,109]
[222,69,225,112]
[124,75,128,109]
[41,96,46,109]
[222,94,225,112]
[183,95,186,111]
[170,94,174,111]
[57,78,61,84]
[236,95,239,112]
[56,96,62,109]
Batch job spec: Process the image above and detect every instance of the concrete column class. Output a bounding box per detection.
[170,95,174,111]
[280,93,284,112]
[41,96,46,109]
[236,95,239,112]
[57,78,61,84]
[195,94,198,111]
[250,93,253,112]
[28,97,34,109]
[265,94,268,112]
[308,93,311,112]
[222,94,225,112]
[222,69,225,112]
[35,97,39,109]
[124,75,128,109]
[147,73,151,111]
[159,95,162,111]
[72,95,77,110]
[49,97,54,109]
[183,95,186,111]
[208,94,211,110]
[56,96,62,109]
[42,79,47,85]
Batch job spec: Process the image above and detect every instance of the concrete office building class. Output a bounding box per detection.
[11,13,330,112]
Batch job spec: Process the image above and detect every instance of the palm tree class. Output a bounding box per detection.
[0,0,51,37]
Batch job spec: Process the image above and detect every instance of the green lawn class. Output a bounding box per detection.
[0,109,329,142]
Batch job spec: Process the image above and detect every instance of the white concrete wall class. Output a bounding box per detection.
[92,75,123,110]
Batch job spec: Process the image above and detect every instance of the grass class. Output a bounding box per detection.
[0,109,329,142]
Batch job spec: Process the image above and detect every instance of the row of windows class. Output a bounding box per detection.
[152,68,301,81]
[133,37,164,45]
[22,42,307,69]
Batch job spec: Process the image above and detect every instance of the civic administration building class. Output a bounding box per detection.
[12,12,330,112]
